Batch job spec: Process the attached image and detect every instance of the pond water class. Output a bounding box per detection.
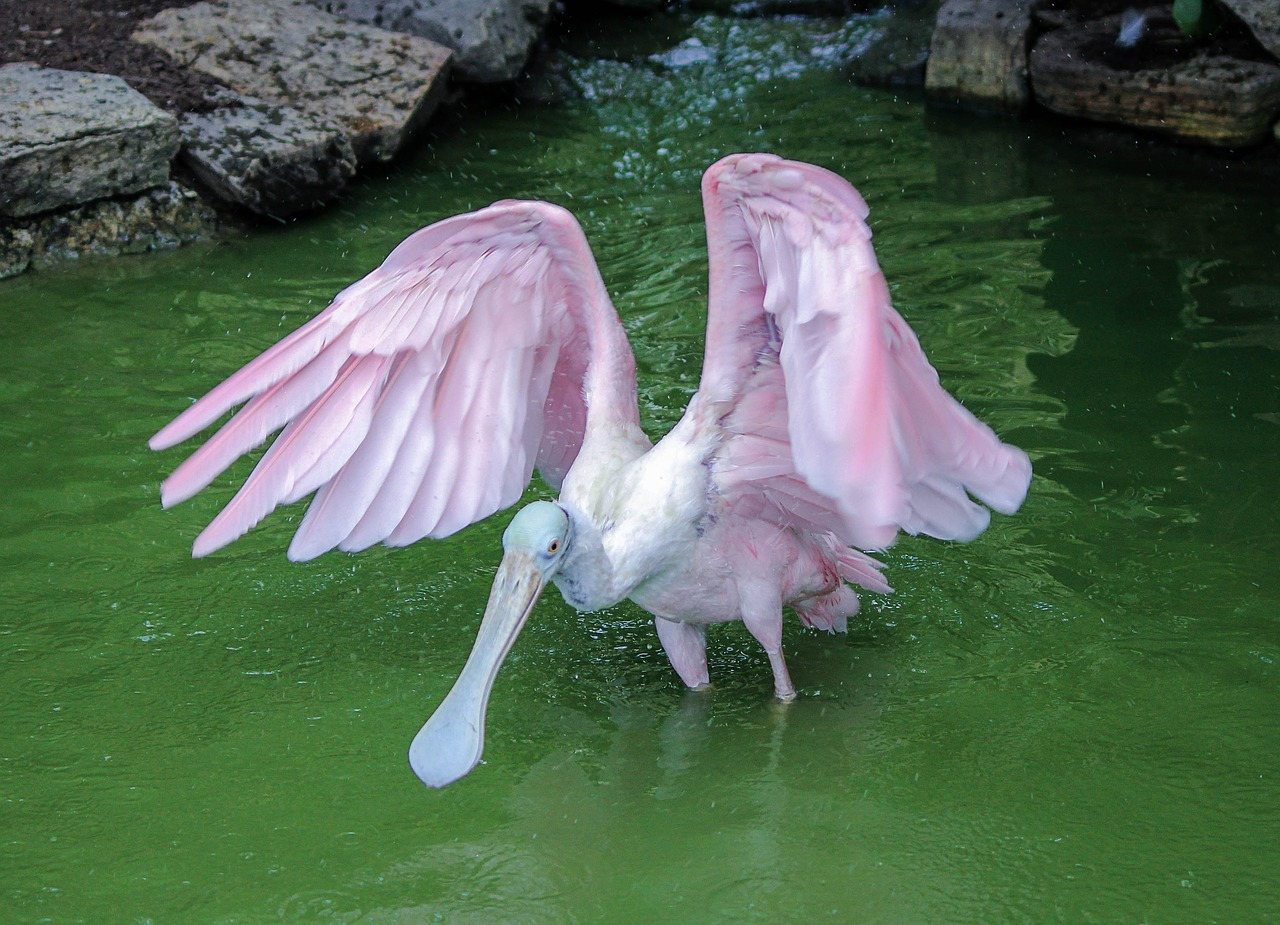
[3,9,1278,924]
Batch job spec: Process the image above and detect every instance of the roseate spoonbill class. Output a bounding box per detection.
[151,153,1031,787]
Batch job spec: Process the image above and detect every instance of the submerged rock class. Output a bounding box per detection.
[0,64,179,218]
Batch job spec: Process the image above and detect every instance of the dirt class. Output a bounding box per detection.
[0,0,226,113]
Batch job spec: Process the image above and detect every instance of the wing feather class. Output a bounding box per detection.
[287,351,423,559]
[152,201,638,559]
[191,356,385,557]
[699,153,1030,550]
[340,368,442,553]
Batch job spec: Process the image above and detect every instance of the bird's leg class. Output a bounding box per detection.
[738,583,796,702]
[655,617,710,690]
[757,643,796,703]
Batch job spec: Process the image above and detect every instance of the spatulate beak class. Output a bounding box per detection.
[408,549,547,788]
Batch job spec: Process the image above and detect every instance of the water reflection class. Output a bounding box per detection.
[333,667,894,922]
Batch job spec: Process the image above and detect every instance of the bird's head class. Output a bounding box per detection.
[501,500,572,572]
[409,501,571,788]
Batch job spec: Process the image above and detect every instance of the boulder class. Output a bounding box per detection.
[1030,11,1280,147]
[0,64,179,219]
[689,0,850,11]
[307,0,551,84]
[849,1,940,89]
[179,91,358,217]
[1217,0,1280,62]
[133,0,452,164]
[925,0,1044,113]
[0,182,217,280]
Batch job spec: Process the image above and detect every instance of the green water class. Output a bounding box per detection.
[4,9,1279,924]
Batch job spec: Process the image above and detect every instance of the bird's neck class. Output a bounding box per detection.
[551,410,713,614]
[549,511,619,612]
[550,421,650,612]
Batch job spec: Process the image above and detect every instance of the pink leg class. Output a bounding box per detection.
[655,617,710,690]
[738,583,796,702]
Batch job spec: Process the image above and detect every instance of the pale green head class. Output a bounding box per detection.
[502,500,572,572]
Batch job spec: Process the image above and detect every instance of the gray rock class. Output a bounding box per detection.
[0,64,179,219]
[689,0,850,11]
[925,0,1044,113]
[1030,12,1280,147]
[1218,0,1280,62]
[133,0,452,164]
[180,92,358,217]
[850,1,941,89]
[307,0,550,84]
[0,182,217,280]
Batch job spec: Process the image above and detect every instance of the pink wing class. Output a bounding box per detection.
[151,201,639,560]
[699,153,1031,550]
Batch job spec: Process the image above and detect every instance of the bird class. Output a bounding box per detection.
[150,153,1032,788]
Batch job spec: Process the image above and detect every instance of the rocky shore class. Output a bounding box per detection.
[925,0,1280,148]
[3,0,1280,280]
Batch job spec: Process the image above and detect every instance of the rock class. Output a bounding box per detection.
[133,0,452,164]
[0,182,217,280]
[1217,0,1280,62]
[850,0,940,89]
[689,0,851,12]
[307,0,550,84]
[925,0,1044,113]
[1030,11,1280,147]
[180,91,358,217]
[0,64,179,219]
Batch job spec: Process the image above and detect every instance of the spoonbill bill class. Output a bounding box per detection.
[151,153,1032,787]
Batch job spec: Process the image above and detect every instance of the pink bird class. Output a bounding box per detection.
[151,153,1031,787]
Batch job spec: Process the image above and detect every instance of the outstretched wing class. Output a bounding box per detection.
[151,201,639,560]
[698,153,1030,551]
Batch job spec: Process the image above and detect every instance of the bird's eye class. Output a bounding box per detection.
[547,539,560,554]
